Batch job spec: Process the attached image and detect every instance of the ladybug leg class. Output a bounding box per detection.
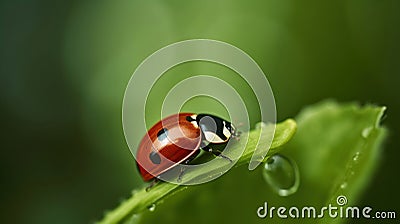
[145,178,159,192]
[201,144,233,162]
[177,159,191,183]
[212,150,233,162]
[177,167,185,183]
[177,149,200,183]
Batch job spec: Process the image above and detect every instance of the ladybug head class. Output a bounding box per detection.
[196,114,236,144]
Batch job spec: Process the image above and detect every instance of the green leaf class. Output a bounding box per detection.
[97,119,297,224]
[99,101,388,224]
[271,100,387,223]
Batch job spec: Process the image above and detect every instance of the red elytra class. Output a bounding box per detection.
[136,113,201,181]
[136,113,237,182]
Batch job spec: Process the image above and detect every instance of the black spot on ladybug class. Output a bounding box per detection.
[157,128,168,141]
[186,116,195,122]
[225,122,232,132]
[149,151,161,164]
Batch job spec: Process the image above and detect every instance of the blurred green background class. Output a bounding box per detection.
[1,0,399,223]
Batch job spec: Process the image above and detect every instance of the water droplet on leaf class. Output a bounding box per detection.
[352,152,360,161]
[126,214,141,224]
[255,122,267,130]
[361,126,373,138]
[147,204,156,212]
[340,182,348,189]
[262,154,300,197]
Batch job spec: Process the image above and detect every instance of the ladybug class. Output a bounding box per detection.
[136,113,238,183]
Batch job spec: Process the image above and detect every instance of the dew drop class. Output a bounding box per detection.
[126,214,141,224]
[262,154,300,197]
[352,152,360,161]
[361,126,373,138]
[340,182,348,189]
[147,204,156,212]
[255,122,267,130]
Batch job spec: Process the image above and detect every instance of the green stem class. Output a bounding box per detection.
[97,119,297,224]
